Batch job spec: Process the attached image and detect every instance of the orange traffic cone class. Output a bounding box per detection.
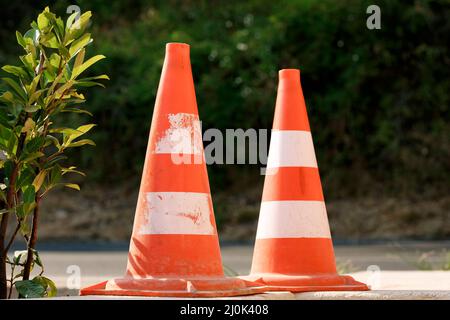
[242,69,368,292]
[80,43,260,297]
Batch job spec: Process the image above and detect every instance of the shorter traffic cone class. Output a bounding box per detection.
[241,69,369,292]
[80,43,263,297]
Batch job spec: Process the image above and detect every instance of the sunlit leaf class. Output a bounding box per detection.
[37,7,51,32]
[32,276,57,298]
[64,183,80,191]
[2,65,28,79]
[76,81,105,88]
[69,33,92,57]
[61,108,92,116]
[16,31,27,49]
[61,166,85,176]
[67,139,96,148]
[65,11,92,44]
[71,55,106,80]
[79,74,110,81]
[21,118,35,134]
[32,170,47,191]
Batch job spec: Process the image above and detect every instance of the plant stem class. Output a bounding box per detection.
[0,221,8,299]
[7,259,15,299]
[0,132,26,299]
[22,194,40,281]
[0,165,18,299]
[4,222,21,255]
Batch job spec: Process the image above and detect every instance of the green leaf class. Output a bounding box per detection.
[15,280,45,298]
[64,183,80,191]
[24,136,46,153]
[75,81,105,88]
[43,155,67,169]
[66,12,80,31]
[28,88,46,105]
[19,219,30,235]
[44,135,61,149]
[61,166,85,176]
[56,124,96,147]
[16,31,27,49]
[23,185,36,204]
[28,74,41,95]
[0,107,13,127]
[32,276,57,298]
[16,167,35,190]
[69,33,92,57]
[65,11,92,44]
[37,7,51,32]
[79,74,110,81]
[73,48,85,72]
[6,130,18,155]
[74,124,96,137]
[48,53,61,69]
[50,127,80,136]
[0,91,15,104]
[21,152,44,163]
[21,118,35,134]
[2,78,27,102]
[54,17,65,40]
[32,170,47,191]
[3,160,13,179]
[23,28,40,47]
[20,53,37,72]
[40,32,59,49]
[49,165,62,186]
[71,55,106,80]
[2,65,29,79]
[53,80,74,99]
[67,139,96,148]
[61,108,92,116]
[24,104,40,113]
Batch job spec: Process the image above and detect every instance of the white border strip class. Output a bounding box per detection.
[154,113,203,155]
[256,200,331,239]
[138,192,215,235]
[267,130,318,168]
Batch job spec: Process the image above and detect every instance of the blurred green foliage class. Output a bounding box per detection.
[1,0,448,198]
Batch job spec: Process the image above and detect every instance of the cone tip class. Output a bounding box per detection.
[165,43,191,64]
[279,69,300,80]
[166,42,190,51]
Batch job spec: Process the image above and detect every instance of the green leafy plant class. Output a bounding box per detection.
[0,7,108,299]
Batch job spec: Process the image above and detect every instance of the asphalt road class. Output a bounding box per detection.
[7,241,449,296]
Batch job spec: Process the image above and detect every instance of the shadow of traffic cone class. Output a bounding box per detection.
[241,69,368,292]
[80,43,262,297]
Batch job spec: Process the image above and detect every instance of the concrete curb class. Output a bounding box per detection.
[54,289,450,300]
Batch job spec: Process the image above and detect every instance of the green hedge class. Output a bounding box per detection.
[1,0,448,198]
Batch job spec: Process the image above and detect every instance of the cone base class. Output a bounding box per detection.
[80,276,266,298]
[241,273,369,292]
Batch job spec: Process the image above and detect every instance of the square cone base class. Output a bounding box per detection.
[80,276,267,298]
[240,274,369,292]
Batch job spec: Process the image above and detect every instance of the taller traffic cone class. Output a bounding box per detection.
[80,43,260,297]
[242,69,368,292]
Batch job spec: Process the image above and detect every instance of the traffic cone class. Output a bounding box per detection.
[241,69,368,292]
[80,43,261,297]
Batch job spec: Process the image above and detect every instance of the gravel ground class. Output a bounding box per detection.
[31,186,450,242]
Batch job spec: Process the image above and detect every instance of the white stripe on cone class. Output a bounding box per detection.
[267,130,318,168]
[256,200,331,239]
[154,113,203,155]
[138,192,215,235]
